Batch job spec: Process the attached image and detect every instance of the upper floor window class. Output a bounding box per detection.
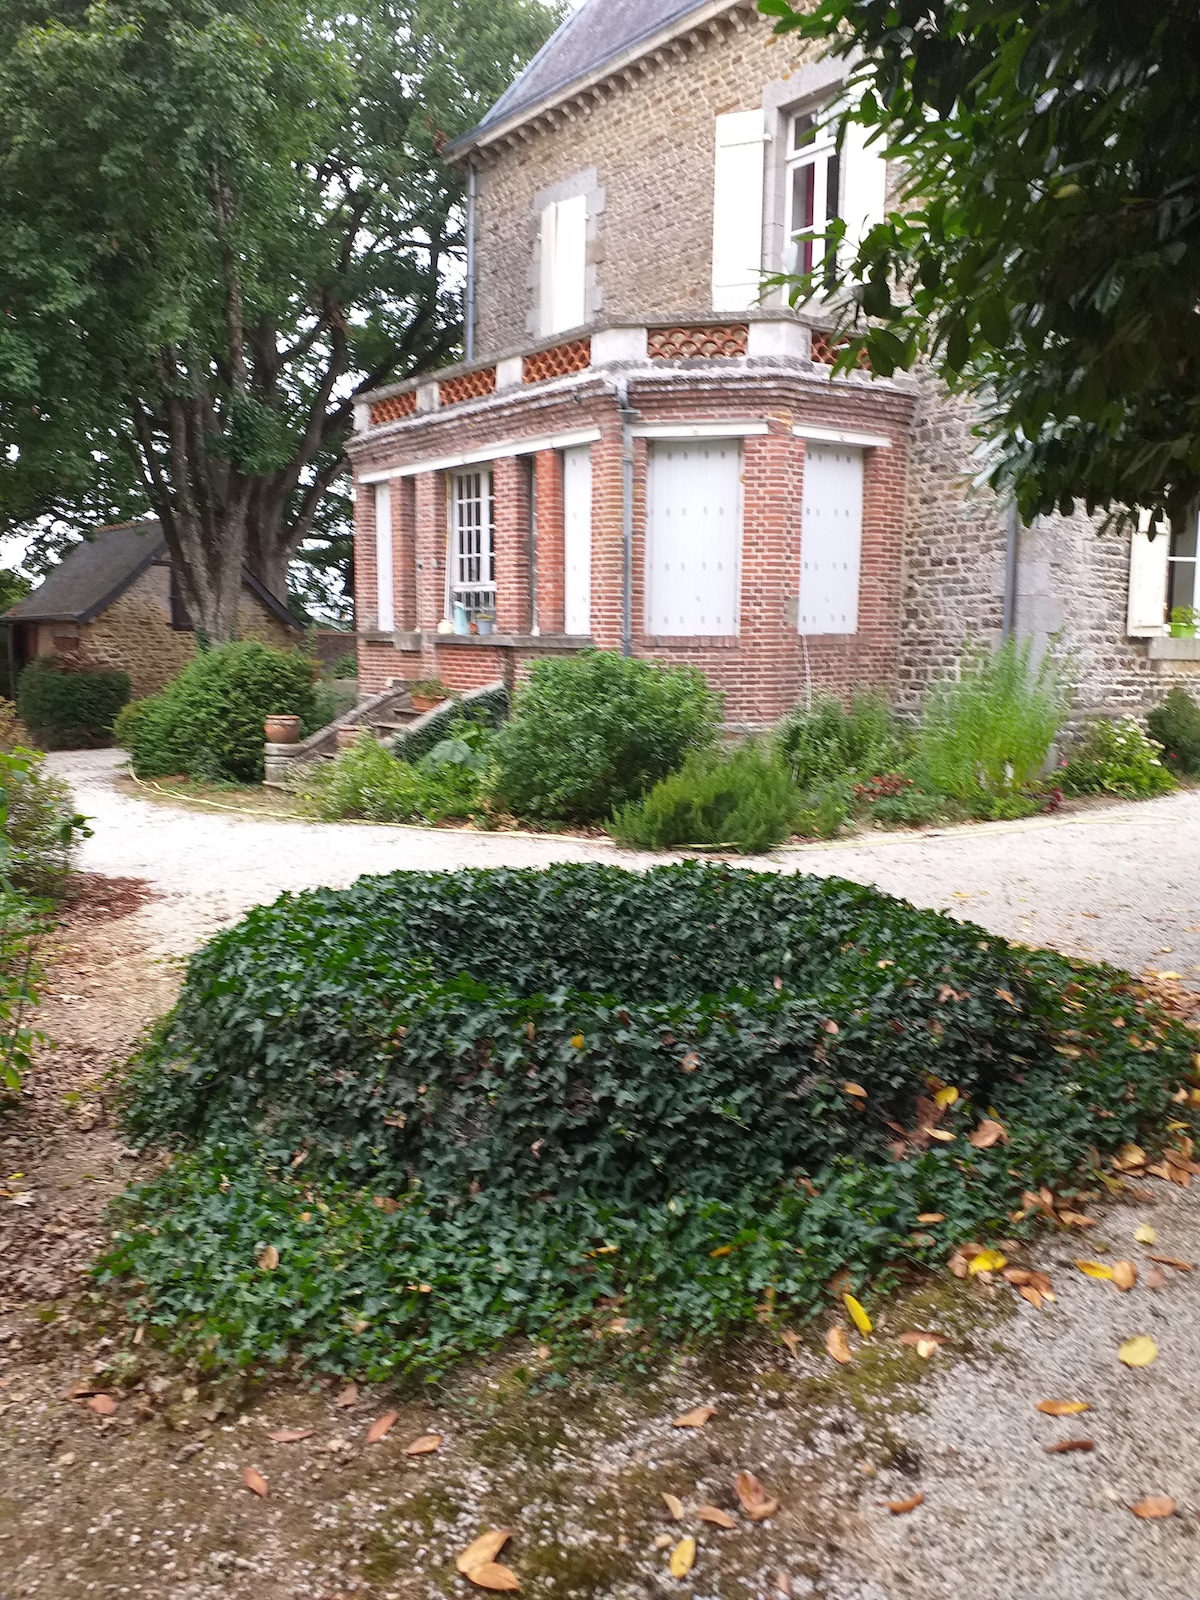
[1168,516,1197,621]
[1127,507,1199,635]
[539,195,587,337]
[786,106,841,276]
[449,469,496,625]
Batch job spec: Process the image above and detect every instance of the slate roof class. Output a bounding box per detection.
[459,0,711,145]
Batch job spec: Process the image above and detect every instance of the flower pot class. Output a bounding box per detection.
[336,724,364,751]
[477,616,495,636]
[410,693,442,713]
[1169,623,1197,639]
[265,714,301,745]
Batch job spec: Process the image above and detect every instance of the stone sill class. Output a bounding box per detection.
[383,630,593,652]
[1146,636,1200,660]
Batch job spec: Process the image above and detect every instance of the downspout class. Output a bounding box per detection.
[464,163,478,365]
[1001,498,1020,640]
[615,380,639,656]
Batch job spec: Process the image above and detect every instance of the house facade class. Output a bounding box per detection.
[347,0,1200,724]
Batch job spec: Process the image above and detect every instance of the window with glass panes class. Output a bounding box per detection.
[449,469,496,621]
[786,104,840,275]
[1168,516,1198,620]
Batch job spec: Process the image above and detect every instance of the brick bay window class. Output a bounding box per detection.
[449,468,496,628]
[785,104,840,276]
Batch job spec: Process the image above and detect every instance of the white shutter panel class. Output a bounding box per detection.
[1127,520,1170,636]
[838,95,887,259]
[711,110,766,311]
[799,443,863,634]
[374,482,394,633]
[562,444,592,635]
[645,441,742,636]
[538,203,558,338]
[539,196,587,336]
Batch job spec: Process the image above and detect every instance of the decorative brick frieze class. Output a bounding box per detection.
[648,324,748,361]
[810,330,872,370]
[439,367,497,407]
[523,339,592,384]
[369,391,417,426]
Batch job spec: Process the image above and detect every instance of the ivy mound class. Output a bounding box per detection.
[104,863,1198,1384]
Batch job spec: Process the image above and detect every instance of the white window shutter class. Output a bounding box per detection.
[539,196,587,337]
[538,203,558,338]
[562,444,593,635]
[374,482,394,633]
[1127,523,1170,636]
[645,441,742,636]
[711,110,766,311]
[838,96,887,259]
[799,443,864,634]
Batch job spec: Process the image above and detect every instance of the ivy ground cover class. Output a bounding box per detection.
[102,864,1199,1386]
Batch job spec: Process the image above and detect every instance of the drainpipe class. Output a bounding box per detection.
[1002,497,1020,640]
[615,379,639,656]
[464,163,478,364]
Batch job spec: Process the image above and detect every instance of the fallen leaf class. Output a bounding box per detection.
[844,1294,872,1336]
[1058,1212,1097,1228]
[1076,1260,1114,1281]
[1118,1336,1158,1368]
[898,1330,946,1354]
[1044,1439,1095,1454]
[334,1384,359,1409]
[1114,1144,1147,1170]
[734,1471,779,1521]
[773,1574,793,1597]
[457,1531,513,1575]
[680,1052,699,1073]
[570,1034,585,1050]
[672,1406,716,1429]
[1017,1285,1045,1311]
[366,1411,399,1445]
[242,1466,268,1498]
[405,1433,443,1456]
[87,1394,117,1417]
[968,1248,1007,1275]
[886,1492,925,1515]
[710,1245,733,1258]
[267,1428,314,1443]
[948,1249,970,1279]
[915,1337,940,1359]
[1111,1260,1137,1292]
[669,1537,696,1579]
[825,1325,852,1364]
[653,1534,673,1551]
[843,1082,868,1099]
[258,1245,279,1272]
[968,1119,1007,1150]
[697,1505,737,1529]
[927,1128,956,1143]
[662,1493,685,1521]
[780,1329,800,1357]
[934,1086,959,1108]
[1036,1399,1091,1416]
[1130,1496,1176,1520]
[1145,1265,1169,1291]
[1146,1253,1195,1272]
[1134,1224,1157,1245]
[467,1563,521,1592]
[916,1213,946,1224]
[995,988,1016,1005]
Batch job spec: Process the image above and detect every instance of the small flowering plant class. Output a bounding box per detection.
[1059,717,1175,799]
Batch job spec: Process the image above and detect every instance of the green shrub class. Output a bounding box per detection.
[16,657,130,749]
[1148,687,1200,776]
[794,779,855,839]
[395,684,509,766]
[329,651,358,679]
[305,733,486,824]
[916,637,1071,799]
[609,745,799,853]
[0,887,46,1091]
[0,746,90,897]
[1059,717,1175,799]
[126,642,317,784]
[308,680,357,734]
[106,863,1198,1383]
[492,652,721,823]
[866,787,953,828]
[112,698,147,750]
[776,692,904,790]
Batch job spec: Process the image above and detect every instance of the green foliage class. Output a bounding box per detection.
[16,657,130,750]
[794,780,854,840]
[305,734,486,824]
[0,746,90,898]
[763,0,1200,529]
[1059,717,1175,799]
[307,679,357,734]
[492,653,721,823]
[0,887,46,1092]
[915,638,1071,800]
[865,787,954,829]
[1148,687,1200,777]
[395,685,509,767]
[126,641,316,783]
[776,692,904,791]
[329,652,358,679]
[609,745,799,854]
[107,862,1198,1383]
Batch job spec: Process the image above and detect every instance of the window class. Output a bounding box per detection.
[1168,516,1197,619]
[449,469,495,623]
[538,195,587,337]
[785,105,840,276]
[645,441,742,636]
[1128,508,1199,635]
[798,442,864,635]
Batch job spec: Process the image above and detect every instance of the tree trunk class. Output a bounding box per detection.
[161,508,248,642]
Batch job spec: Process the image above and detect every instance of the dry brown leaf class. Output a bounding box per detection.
[773,1575,794,1598]
[825,1325,852,1364]
[1044,1439,1095,1454]
[697,1505,738,1529]
[669,1537,696,1579]
[467,1563,522,1592]
[780,1329,800,1357]
[242,1466,268,1498]
[734,1471,779,1521]
[1130,1497,1176,1520]
[1114,1144,1147,1171]
[886,1492,925,1515]
[87,1394,117,1417]
[1017,1286,1045,1311]
[334,1383,359,1408]
[897,1330,946,1351]
[456,1530,513,1575]
[405,1432,443,1456]
[258,1245,279,1271]
[672,1405,717,1429]
[1003,1267,1033,1286]
[843,1082,868,1099]
[927,1128,956,1143]
[1036,1399,1091,1416]
[968,1119,1007,1150]
[267,1428,314,1443]
[653,1534,673,1551]
[1145,1265,1169,1291]
[366,1410,399,1445]
[1147,1253,1195,1272]
[947,1250,970,1279]
[1111,1260,1137,1292]
[661,1493,685,1521]
[916,1213,946,1224]
[1059,1212,1098,1228]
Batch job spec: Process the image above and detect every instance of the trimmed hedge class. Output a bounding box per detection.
[16,657,130,749]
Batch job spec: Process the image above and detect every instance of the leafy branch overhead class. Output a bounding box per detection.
[760,0,1200,529]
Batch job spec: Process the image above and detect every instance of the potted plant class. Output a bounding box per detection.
[476,607,497,637]
[1169,606,1198,638]
[406,679,450,713]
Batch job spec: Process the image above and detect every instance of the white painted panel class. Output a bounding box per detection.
[562,444,593,636]
[799,443,863,635]
[839,102,888,259]
[374,481,394,633]
[645,440,742,636]
[539,195,587,336]
[1127,520,1171,636]
[711,109,766,311]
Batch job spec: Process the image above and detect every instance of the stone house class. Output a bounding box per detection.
[2,519,302,700]
[347,0,1200,724]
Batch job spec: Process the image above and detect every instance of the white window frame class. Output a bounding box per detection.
[374,481,394,634]
[448,469,495,622]
[538,195,588,338]
[1168,512,1198,621]
[783,100,841,277]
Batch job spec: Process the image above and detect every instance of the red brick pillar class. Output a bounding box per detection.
[738,422,798,722]
[534,450,564,635]
[492,455,531,635]
[413,471,446,636]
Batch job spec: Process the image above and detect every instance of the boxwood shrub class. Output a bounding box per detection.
[16,656,130,749]
[105,863,1198,1384]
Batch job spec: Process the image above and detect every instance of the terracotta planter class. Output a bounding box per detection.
[410,693,442,713]
[336,724,364,751]
[264,714,301,745]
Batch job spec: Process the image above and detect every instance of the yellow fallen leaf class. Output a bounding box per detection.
[1114,1143,1147,1170]
[967,1249,1007,1275]
[1134,1224,1157,1245]
[662,1493,685,1521]
[916,1213,946,1224]
[672,1406,717,1429]
[710,1245,733,1258]
[457,1531,513,1575]
[1111,1260,1137,1292]
[1118,1336,1158,1367]
[844,1294,872,1336]
[1076,1260,1114,1281]
[467,1564,521,1592]
[258,1245,279,1271]
[927,1129,956,1143]
[1036,1399,1091,1416]
[669,1537,696,1579]
[843,1082,868,1098]
[1130,1496,1176,1520]
[697,1505,737,1529]
[570,1034,585,1050]
[825,1325,852,1364]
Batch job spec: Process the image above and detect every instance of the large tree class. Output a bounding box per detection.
[0,0,560,635]
[762,0,1200,530]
